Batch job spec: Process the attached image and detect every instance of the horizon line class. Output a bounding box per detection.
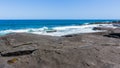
[0,19,120,20]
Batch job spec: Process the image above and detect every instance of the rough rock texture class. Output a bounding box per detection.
[0,31,120,68]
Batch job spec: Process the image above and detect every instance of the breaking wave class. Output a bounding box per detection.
[0,24,116,36]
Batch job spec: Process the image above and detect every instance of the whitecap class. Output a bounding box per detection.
[0,24,117,36]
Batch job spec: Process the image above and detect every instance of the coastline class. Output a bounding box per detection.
[0,22,118,37]
[0,20,117,36]
[1,21,120,68]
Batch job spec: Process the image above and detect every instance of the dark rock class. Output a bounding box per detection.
[1,43,38,57]
[46,30,57,33]
[93,27,103,30]
[0,33,120,68]
[1,50,36,57]
[62,34,77,37]
[104,33,120,38]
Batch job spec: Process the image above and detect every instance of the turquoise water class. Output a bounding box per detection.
[0,20,113,30]
[0,20,114,36]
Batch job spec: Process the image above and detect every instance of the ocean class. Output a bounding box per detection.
[0,20,114,36]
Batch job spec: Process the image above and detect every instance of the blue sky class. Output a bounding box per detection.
[0,0,120,19]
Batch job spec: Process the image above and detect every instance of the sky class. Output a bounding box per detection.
[0,0,120,19]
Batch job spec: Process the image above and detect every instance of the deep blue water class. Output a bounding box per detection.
[0,20,113,30]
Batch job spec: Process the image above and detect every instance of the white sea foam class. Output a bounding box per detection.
[0,24,117,36]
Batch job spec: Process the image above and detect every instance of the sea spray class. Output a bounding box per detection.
[0,24,116,36]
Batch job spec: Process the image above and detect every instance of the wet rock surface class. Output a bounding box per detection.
[0,30,120,68]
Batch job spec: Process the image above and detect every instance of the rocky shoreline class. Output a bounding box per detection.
[1,22,120,68]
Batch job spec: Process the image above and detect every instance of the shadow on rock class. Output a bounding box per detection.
[1,50,36,57]
[104,33,120,38]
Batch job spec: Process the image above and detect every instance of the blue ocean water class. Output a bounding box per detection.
[0,20,113,30]
[0,20,114,36]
